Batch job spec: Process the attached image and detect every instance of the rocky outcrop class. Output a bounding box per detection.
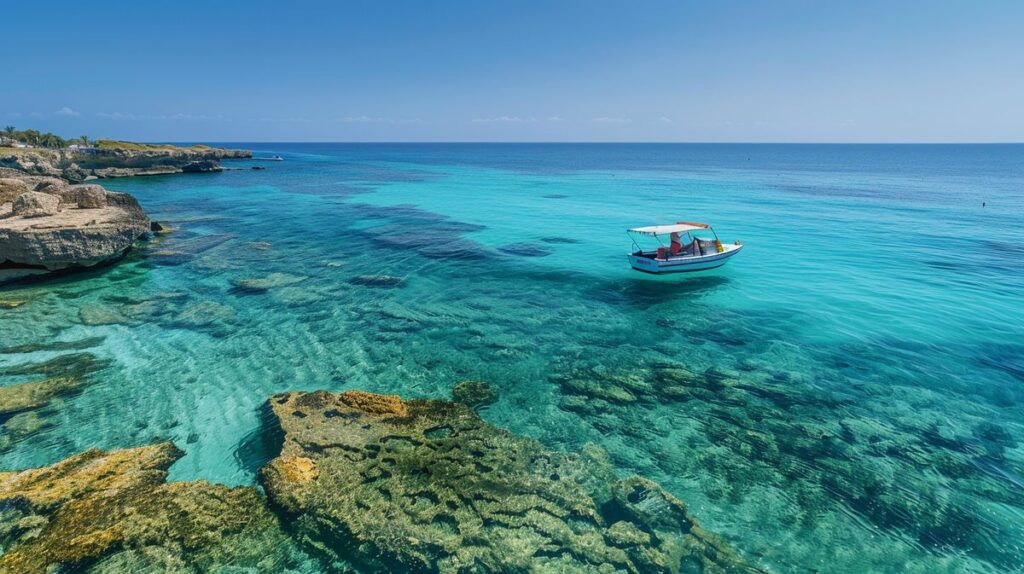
[181,159,222,173]
[0,178,31,204]
[451,379,499,409]
[93,165,180,178]
[0,384,762,573]
[261,389,761,574]
[0,144,251,181]
[12,192,59,218]
[0,443,310,574]
[1,175,150,275]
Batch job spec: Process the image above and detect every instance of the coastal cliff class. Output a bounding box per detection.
[0,172,151,281]
[0,142,251,183]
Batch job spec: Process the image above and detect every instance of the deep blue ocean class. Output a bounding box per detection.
[2,143,1022,573]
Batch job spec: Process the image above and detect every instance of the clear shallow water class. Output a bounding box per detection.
[2,143,1023,573]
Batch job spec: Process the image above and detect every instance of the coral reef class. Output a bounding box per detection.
[261,389,762,573]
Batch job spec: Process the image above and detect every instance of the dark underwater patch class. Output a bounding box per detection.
[498,243,552,257]
[1,336,106,355]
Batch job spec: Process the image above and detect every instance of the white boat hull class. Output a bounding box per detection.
[628,243,743,274]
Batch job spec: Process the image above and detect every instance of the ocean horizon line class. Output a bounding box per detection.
[160,140,1024,146]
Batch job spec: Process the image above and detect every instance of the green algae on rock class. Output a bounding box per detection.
[0,443,315,574]
[261,389,762,574]
[552,356,1024,569]
[451,379,499,409]
[0,335,106,355]
[0,376,83,415]
[0,352,111,453]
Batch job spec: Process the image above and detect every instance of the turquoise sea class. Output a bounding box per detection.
[2,143,1023,573]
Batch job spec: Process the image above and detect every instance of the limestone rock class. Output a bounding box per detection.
[0,152,63,178]
[1,144,251,181]
[0,178,31,204]
[60,184,107,208]
[452,379,499,408]
[29,177,67,193]
[0,376,83,415]
[94,165,181,178]
[0,443,309,574]
[0,179,150,273]
[261,389,761,574]
[61,163,89,184]
[181,159,222,173]
[12,191,60,218]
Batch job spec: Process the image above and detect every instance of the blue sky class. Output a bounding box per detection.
[4,0,1022,142]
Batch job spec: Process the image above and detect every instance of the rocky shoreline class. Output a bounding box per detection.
[0,172,151,283]
[0,385,762,574]
[0,142,255,283]
[0,144,251,183]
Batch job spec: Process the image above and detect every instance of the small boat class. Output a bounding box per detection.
[627,221,742,274]
[253,155,284,162]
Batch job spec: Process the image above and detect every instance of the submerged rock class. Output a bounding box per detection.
[0,352,109,379]
[0,376,83,415]
[231,272,307,292]
[552,355,1024,569]
[0,336,106,354]
[348,274,404,288]
[498,242,552,257]
[78,304,129,326]
[261,389,761,574]
[0,353,111,453]
[0,443,311,574]
[451,379,499,409]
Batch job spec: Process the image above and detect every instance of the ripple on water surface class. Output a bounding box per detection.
[1,144,1023,574]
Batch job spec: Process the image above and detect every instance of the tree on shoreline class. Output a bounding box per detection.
[0,126,69,148]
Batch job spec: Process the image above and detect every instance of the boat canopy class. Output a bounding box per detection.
[627,222,710,236]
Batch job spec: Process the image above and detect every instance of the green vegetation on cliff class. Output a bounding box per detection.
[92,139,213,152]
[1,127,71,149]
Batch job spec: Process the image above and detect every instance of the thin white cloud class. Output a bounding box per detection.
[96,112,226,121]
[547,116,565,122]
[55,107,80,117]
[259,116,312,123]
[471,116,536,123]
[658,116,673,124]
[334,115,423,124]
[591,117,632,124]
